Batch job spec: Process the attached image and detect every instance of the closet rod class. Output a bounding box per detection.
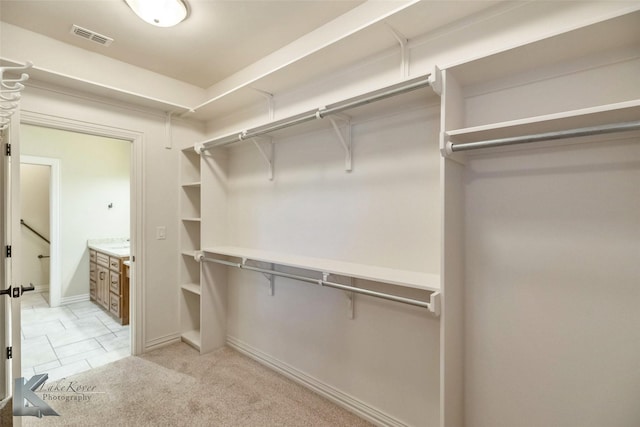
[201,256,433,310]
[198,74,431,152]
[448,120,640,153]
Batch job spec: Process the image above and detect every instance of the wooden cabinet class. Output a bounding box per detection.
[89,248,129,325]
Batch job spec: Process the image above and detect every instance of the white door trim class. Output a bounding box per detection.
[19,111,145,356]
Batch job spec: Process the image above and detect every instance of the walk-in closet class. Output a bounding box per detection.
[2,1,638,426]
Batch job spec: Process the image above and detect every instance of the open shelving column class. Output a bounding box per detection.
[179,147,203,351]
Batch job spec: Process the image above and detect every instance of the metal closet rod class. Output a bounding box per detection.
[200,256,434,310]
[448,120,640,153]
[199,74,432,152]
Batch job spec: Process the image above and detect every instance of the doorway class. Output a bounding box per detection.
[19,125,133,380]
[20,157,59,308]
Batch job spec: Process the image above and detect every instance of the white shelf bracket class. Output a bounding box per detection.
[265,263,275,296]
[253,88,275,121]
[250,136,274,180]
[327,114,352,172]
[428,292,441,317]
[428,66,443,96]
[193,251,204,262]
[386,23,409,79]
[345,278,354,319]
[165,111,174,149]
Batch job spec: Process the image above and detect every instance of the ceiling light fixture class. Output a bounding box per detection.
[124,0,188,28]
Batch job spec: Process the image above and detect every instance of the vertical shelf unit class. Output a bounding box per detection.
[179,147,202,350]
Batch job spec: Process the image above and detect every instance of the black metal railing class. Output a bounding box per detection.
[20,219,50,244]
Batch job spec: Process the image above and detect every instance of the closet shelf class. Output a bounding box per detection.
[181,218,201,222]
[181,250,199,258]
[446,100,640,146]
[195,74,433,153]
[181,283,201,295]
[181,182,201,188]
[202,246,440,293]
[181,329,201,350]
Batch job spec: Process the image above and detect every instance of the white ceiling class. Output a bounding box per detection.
[0,0,365,88]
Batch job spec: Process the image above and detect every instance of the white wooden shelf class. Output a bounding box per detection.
[203,246,440,292]
[181,182,201,188]
[446,100,640,145]
[181,218,201,222]
[181,283,201,296]
[181,329,201,350]
[181,250,199,258]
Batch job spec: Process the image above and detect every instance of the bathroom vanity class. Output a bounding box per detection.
[88,239,130,325]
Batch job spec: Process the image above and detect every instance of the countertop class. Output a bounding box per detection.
[88,238,130,258]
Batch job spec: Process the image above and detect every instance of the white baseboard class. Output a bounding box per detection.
[60,293,89,305]
[32,284,50,294]
[226,335,407,427]
[144,333,181,352]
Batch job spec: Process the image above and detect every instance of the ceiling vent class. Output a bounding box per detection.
[70,25,113,47]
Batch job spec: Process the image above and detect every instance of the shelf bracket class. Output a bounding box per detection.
[250,136,274,180]
[386,23,409,79]
[428,66,442,96]
[266,263,275,296]
[193,251,204,262]
[253,88,275,121]
[345,278,354,319]
[428,292,441,317]
[242,258,275,295]
[165,111,174,149]
[346,291,355,320]
[327,114,352,172]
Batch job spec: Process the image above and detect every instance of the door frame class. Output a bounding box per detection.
[20,156,60,308]
[19,111,145,356]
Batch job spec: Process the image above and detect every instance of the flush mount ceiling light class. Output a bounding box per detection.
[124,0,188,28]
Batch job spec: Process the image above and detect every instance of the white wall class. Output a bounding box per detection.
[201,101,443,426]
[463,138,640,427]
[20,163,50,291]
[21,125,130,300]
[18,83,205,351]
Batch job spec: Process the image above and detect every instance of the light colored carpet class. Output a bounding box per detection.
[21,342,372,426]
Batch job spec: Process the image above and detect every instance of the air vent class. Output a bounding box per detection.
[70,25,113,47]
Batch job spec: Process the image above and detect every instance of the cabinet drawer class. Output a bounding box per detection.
[109,257,121,272]
[109,293,120,317]
[110,272,120,295]
[96,252,109,267]
[89,250,96,262]
[89,263,97,281]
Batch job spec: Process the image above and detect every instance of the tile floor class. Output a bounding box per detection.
[20,292,130,381]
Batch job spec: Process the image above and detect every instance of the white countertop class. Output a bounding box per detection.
[88,238,130,258]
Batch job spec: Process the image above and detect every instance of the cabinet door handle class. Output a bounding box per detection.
[100,271,105,280]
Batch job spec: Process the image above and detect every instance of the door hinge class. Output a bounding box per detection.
[5,245,11,258]
[6,346,12,359]
[4,143,10,156]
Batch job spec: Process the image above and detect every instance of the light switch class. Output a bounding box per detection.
[156,226,166,240]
